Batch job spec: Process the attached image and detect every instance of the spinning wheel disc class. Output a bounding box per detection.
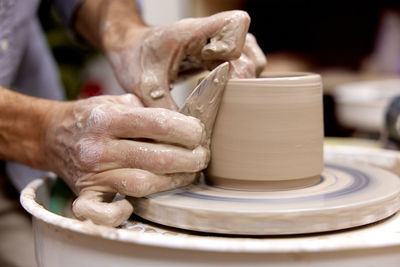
[132,162,400,235]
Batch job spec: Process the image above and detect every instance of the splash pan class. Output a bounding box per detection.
[21,145,400,266]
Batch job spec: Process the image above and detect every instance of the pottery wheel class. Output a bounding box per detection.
[132,162,400,235]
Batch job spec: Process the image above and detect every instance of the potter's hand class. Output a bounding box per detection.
[229,33,267,79]
[101,10,266,110]
[44,94,207,226]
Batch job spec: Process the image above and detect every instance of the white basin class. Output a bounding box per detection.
[20,145,400,267]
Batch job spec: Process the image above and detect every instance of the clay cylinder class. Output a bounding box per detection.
[206,72,324,189]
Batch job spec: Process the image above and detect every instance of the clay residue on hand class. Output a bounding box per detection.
[229,34,267,78]
[149,89,165,99]
[201,11,250,60]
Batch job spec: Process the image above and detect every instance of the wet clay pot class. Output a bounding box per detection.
[206,72,324,189]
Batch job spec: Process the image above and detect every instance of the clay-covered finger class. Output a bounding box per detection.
[242,33,267,76]
[72,190,133,227]
[102,140,208,174]
[81,169,197,197]
[200,11,250,60]
[108,108,205,149]
[229,54,257,78]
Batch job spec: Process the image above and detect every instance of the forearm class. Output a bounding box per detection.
[74,0,149,49]
[0,87,61,169]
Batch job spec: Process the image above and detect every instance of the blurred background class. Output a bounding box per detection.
[38,0,400,145]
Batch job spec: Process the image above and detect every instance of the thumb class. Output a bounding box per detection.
[72,190,133,227]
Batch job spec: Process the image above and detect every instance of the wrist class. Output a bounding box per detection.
[101,19,150,52]
[0,88,66,170]
[38,100,70,172]
[74,0,150,50]
[99,1,150,51]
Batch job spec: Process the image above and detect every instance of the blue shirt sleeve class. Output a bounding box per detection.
[53,0,84,29]
[53,0,143,40]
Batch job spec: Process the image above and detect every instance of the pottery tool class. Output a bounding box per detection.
[178,62,230,139]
